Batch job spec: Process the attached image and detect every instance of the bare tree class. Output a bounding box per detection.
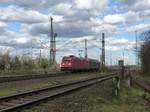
[40,58,49,74]
[11,56,21,70]
[139,30,150,75]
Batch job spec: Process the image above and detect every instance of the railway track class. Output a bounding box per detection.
[131,76,150,93]
[131,76,150,103]
[0,71,97,83]
[0,72,67,83]
[0,73,117,112]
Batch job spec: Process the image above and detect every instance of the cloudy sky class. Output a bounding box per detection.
[0,0,150,65]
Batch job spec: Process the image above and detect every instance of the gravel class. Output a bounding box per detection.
[22,79,113,112]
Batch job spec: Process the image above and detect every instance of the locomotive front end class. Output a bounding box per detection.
[60,56,74,71]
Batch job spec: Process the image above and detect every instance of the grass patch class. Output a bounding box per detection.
[83,86,149,112]
[0,68,60,77]
[0,81,55,97]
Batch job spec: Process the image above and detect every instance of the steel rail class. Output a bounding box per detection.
[0,72,116,101]
[131,77,150,93]
[0,71,99,83]
[0,73,118,112]
[131,77,150,102]
[0,72,66,83]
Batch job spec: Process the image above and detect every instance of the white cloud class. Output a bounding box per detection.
[0,0,149,65]
[51,3,75,16]
[126,23,150,32]
[75,0,108,11]
[59,36,136,52]
[104,11,140,24]
[0,27,46,49]
[92,23,117,34]
[0,46,14,54]
[0,1,109,38]
[107,38,129,46]
[139,10,150,19]
[0,0,12,3]
[0,21,7,28]
[0,0,72,9]
[50,15,64,23]
[105,46,121,51]
[124,11,140,23]
[105,37,137,52]
[104,14,125,24]
[90,18,103,26]
[0,6,48,24]
[22,19,96,37]
[124,0,150,11]
[15,38,28,44]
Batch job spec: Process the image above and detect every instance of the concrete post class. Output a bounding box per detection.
[112,77,120,97]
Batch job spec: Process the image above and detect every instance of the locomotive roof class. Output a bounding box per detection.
[63,55,99,62]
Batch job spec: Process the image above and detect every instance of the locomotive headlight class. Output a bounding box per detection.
[61,63,65,67]
[68,63,72,66]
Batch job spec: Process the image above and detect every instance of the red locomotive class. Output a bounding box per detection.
[60,55,100,71]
